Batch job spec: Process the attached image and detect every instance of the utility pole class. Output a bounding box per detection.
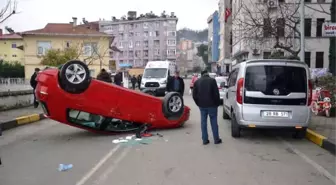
[299,0,305,61]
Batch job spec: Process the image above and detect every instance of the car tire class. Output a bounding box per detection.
[293,129,307,139]
[59,60,91,94]
[142,89,156,96]
[162,92,184,119]
[223,108,230,120]
[231,112,241,138]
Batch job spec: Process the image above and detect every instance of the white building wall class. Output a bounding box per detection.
[231,0,332,69]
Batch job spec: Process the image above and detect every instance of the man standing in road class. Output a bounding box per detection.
[167,71,185,96]
[97,68,112,83]
[30,68,40,108]
[131,75,137,89]
[114,70,123,86]
[192,70,222,145]
[137,74,142,89]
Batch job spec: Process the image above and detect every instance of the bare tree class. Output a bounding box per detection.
[232,0,302,57]
[0,0,17,24]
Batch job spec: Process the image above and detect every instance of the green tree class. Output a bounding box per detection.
[329,0,336,76]
[0,61,24,78]
[0,0,17,24]
[41,47,79,67]
[197,44,210,71]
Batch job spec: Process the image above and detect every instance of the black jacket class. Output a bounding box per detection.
[114,72,123,85]
[131,77,137,84]
[167,76,185,95]
[192,74,221,108]
[97,72,112,83]
[30,72,38,89]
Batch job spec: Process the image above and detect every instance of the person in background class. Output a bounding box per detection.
[189,73,198,95]
[192,70,222,145]
[114,70,123,86]
[131,75,137,90]
[30,68,40,108]
[97,68,112,83]
[167,71,185,96]
[137,74,142,89]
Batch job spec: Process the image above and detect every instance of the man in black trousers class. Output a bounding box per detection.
[30,68,40,108]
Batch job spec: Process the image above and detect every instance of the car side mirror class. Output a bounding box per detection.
[220,82,228,88]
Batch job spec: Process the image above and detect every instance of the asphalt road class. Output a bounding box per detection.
[0,80,335,185]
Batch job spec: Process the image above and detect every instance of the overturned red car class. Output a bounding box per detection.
[35,60,190,134]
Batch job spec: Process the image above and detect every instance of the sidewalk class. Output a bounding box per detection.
[0,106,45,131]
[308,115,336,154]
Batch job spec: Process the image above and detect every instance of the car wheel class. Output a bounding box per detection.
[142,89,156,96]
[222,108,230,120]
[231,112,241,138]
[162,92,184,119]
[59,60,91,94]
[293,129,307,139]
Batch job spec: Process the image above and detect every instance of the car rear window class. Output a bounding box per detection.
[244,65,307,95]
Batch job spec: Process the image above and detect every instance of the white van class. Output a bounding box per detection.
[140,61,176,96]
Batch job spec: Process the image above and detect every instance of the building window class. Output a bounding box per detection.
[128,32,134,37]
[144,50,149,57]
[135,41,140,47]
[129,41,133,48]
[143,22,148,29]
[305,0,311,2]
[65,41,71,48]
[154,40,160,47]
[276,18,285,37]
[167,31,176,37]
[119,25,124,31]
[263,51,271,59]
[316,18,325,37]
[263,19,272,37]
[144,31,149,37]
[154,49,160,55]
[83,42,98,56]
[304,18,312,37]
[119,42,123,48]
[167,49,176,56]
[11,43,16,48]
[315,52,324,68]
[119,33,124,39]
[119,60,124,64]
[135,32,141,36]
[37,41,51,55]
[317,0,325,3]
[304,52,311,67]
[12,54,17,57]
[144,41,149,47]
[155,31,160,37]
[135,50,141,57]
[155,22,160,27]
[128,51,134,57]
[167,40,176,46]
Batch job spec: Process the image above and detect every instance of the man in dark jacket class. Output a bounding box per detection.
[97,69,112,83]
[192,70,222,145]
[131,75,137,89]
[137,75,142,89]
[167,71,185,96]
[114,70,123,86]
[30,68,40,108]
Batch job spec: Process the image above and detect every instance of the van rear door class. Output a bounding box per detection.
[242,63,310,123]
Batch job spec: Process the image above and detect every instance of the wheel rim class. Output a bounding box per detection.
[168,96,182,113]
[65,63,86,84]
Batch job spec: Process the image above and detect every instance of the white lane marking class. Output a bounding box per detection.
[279,138,336,184]
[92,146,131,185]
[75,145,121,185]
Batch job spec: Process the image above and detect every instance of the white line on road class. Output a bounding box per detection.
[279,138,336,184]
[93,146,131,185]
[75,145,121,185]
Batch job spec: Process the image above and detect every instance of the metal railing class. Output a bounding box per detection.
[0,78,32,92]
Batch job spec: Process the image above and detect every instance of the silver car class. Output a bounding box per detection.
[215,76,228,101]
[222,59,312,138]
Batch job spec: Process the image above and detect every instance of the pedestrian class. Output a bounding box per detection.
[131,75,137,89]
[30,68,40,108]
[189,73,198,95]
[114,70,123,86]
[137,75,142,89]
[97,68,112,83]
[167,71,185,96]
[192,70,222,145]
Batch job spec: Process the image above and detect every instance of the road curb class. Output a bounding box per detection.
[306,128,335,155]
[0,113,46,132]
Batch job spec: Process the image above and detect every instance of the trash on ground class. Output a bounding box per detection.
[156,133,163,137]
[141,133,153,137]
[112,134,153,146]
[58,164,73,172]
[135,138,142,141]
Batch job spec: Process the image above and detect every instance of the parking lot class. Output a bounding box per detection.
[0,79,335,185]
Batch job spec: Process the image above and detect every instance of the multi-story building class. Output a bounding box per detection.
[231,0,332,69]
[99,11,178,70]
[218,0,232,74]
[0,29,24,64]
[207,11,220,72]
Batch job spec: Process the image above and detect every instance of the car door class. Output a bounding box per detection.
[226,69,238,111]
[224,70,235,110]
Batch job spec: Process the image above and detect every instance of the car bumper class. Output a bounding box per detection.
[140,87,166,95]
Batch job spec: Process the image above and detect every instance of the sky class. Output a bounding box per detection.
[0,0,218,33]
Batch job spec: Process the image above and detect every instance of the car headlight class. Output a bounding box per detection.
[160,80,167,84]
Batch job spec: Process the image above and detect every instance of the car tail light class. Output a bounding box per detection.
[308,80,313,106]
[236,78,244,104]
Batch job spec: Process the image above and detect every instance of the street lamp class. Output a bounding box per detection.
[299,0,305,61]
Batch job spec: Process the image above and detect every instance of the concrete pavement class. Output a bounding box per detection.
[0,95,335,185]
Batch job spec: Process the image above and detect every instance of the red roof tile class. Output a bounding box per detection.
[0,33,22,40]
[22,23,108,36]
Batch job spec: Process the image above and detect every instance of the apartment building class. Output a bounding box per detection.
[99,11,178,69]
[207,11,220,72]
[218,0,232,74]
[231,0,332,69]
[0,29,24,64]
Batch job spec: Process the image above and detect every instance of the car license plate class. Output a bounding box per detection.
[263,111,289,118]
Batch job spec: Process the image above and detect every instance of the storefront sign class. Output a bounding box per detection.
[322,23,336,37]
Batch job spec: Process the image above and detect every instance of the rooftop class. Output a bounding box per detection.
[0,33,22,40]
[100,11,178,24]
